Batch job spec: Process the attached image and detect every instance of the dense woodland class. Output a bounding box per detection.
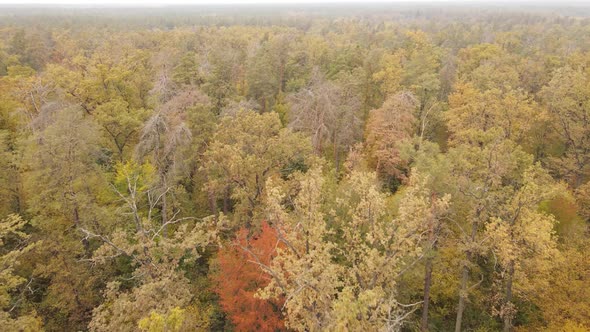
[1,3,590,331]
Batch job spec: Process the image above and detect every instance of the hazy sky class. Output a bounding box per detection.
[0,0,583,7]
[0,0,520,5]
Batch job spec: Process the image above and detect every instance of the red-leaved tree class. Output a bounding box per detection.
[213,222,285,331]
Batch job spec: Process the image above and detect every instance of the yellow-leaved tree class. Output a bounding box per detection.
[0,214,43,331]
[257,167,449,331]
[485,164,563,332]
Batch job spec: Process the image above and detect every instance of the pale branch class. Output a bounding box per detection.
[468,273,485,291]
[79,228,131,258]
[282,282,307,310]
[385,298,423,330]
[149,216,199,241]
[240,244,288,294]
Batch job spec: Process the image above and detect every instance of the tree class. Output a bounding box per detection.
[23,106,109,330]
[45,46,154,161]
[94,99,150,162]
[446,133,530,332]
[258,167,342,331]
[213,222,284,331]
[202,34,247,112]
[533,242,590,331]
[0,131,17,217]
[541,66,590,188]
[172,51,200,86]
[258,167,449,331]
[136,89,211,237]
[485,164,562,331]
[288,69,362,169]
[399,30,442,123]
[372,51,404,98]
[446,82,537,147]
[456,43,519,92]
[202,110,312,226]
[247,33,295,112]
[365,91,418,188]
[84,160,218,331]
[89,277,193,332]
[138,307,186,332]
[0,214,43,331]
[332,170,449,331]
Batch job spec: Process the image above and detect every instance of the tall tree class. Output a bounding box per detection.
[288,69,362,169]
[202,110,312,226]
[541,66,590,188]
[84,160,218,332]
[23,107,109,330]
[447,133,532,332]
[213,222,285,331]
[0,214,43,331]
[259,168,449,331]
[365,91,418,188]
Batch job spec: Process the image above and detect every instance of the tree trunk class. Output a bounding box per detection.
[334,145,340,176]
[455,260,469,332]
[503,260,515,332]
[161,187,168,238]
[421,256,433,332]
[223,185,230,215]
[208,190,218,218]
[455,219,479,332]
[279,60,285,93]
[422,209,438,332]
[73,205,80,227]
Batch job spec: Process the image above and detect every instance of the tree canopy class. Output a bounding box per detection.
[0,3,589,332]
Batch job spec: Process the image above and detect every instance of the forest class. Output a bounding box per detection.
[0,2,589,331]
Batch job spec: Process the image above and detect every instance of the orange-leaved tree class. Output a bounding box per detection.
[213,222,285,331]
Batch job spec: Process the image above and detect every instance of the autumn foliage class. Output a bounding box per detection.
[213,222,285,331]
[4,5,590,332]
